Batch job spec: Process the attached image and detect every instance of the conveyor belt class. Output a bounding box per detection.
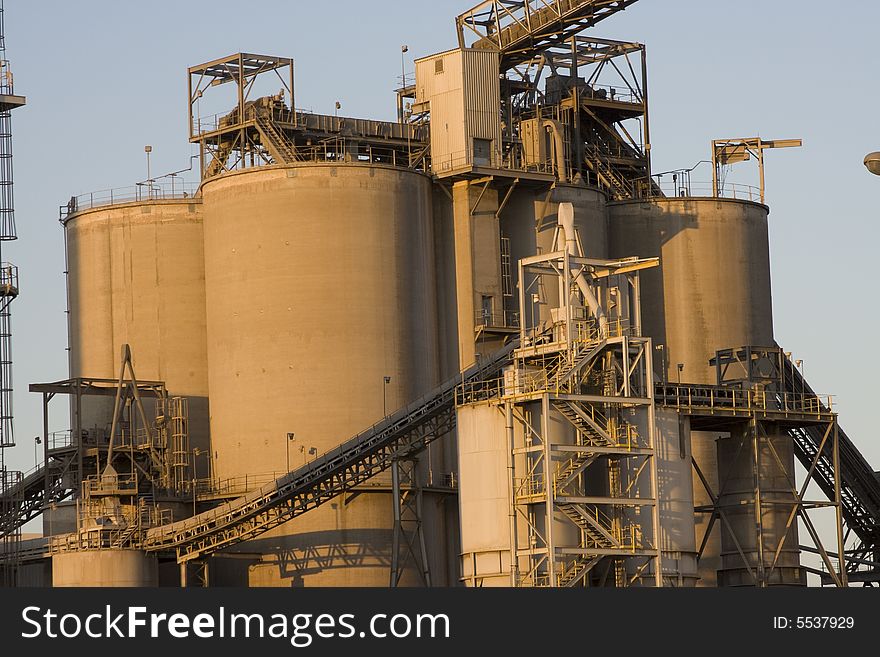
[779,355,880,546]
[457,0,639,70]
[143,340,518,562]
[0,452,75,537]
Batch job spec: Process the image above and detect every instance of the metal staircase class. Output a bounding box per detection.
[556,503,618,587]
[548,338,605,389]
[552,400,616,446]
[143,339,519,563]
[253,112,299,164]
[0,450,77,537]
[584,152,633,200]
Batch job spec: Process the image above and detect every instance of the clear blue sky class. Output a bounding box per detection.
[4,1,879,558]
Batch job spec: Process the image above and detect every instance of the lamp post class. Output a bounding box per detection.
[144,145,153,198]
[383,376,392,417]
[655,344,667,385]
[33,436,41,469]
[676,363,684,385]
[192,447,212,514]
[401,45,410,161]
[286,432,296,473]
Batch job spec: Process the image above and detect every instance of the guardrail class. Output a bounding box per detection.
[656,384,834,417]
[651,180,763,203]
[63,181,200,215]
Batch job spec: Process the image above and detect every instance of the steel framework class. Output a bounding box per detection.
[486,249,663,586]
[656,347,850,587]
[0,0,25,586]
[456,0,639,71]
[189,53,428,180]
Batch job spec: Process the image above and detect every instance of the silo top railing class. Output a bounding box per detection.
[62,181,200,217]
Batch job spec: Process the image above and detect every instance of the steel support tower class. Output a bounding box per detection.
[0,0,25,587]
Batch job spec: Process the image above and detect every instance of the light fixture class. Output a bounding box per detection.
[864,152,880,176]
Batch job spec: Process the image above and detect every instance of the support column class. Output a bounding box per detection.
[452,180,501,370]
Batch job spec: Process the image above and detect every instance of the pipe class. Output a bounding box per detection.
[558,202,607,335]
[544,120,568,184]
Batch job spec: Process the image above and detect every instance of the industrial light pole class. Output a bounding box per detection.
[144,145,152,198]
[286,432,296,473]
[383,376,392,417]
[401,45,410,163]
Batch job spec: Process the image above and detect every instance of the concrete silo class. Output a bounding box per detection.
[200,163,447,586]
[608,197,802,586]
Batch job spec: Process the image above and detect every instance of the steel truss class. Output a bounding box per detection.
[509,249,661,586]
[658,346,850,587]
[456,0,639,71]
[505,338,662,587]
[390,457,432,586]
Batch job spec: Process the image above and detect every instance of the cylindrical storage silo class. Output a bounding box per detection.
[52,549,158,587]
[716,429,805,586]
[201,163,442,586]
[607,198,774,380]
[63,199,210,488]
[457,402,513,587]
[626,407,698,586]
[608,197,798,587]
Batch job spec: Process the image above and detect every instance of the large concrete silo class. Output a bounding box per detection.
[200,163,447,586]
[63,198,210,481]
[607,197,801,586]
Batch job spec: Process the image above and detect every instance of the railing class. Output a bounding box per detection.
[82,473,138,496]
[63,181,200,215]
[474,309,520,329]
[0,262,17,298]
[656,384,835,417]
[577,84,641,105]
[649,180,763,203]
[196,472,285,498]
[432,148,558,176]
[47,430,73,451]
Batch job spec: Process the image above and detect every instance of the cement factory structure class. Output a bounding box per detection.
[1,0,878,588]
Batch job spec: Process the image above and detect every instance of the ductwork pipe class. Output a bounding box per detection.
[558,202,607,335]
[544,120,568,184]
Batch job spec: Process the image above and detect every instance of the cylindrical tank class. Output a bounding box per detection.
[64,199,210,475]
[201,164,442,586]
[608,197,798,587]
[607,198,773,379]
[457,402,513,587]
[644,408,699,586]
[716,429,805,586]
[457,396,579,588]
[52,550,158,587]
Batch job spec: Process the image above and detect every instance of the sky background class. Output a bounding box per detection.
[3,1,878,577]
